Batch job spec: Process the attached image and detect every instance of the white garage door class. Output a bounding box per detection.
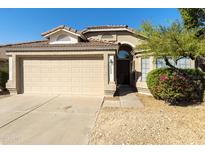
[22,56,104,96]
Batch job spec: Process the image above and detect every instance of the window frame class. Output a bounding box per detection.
[141,57,150,82]
[56,34,71,42]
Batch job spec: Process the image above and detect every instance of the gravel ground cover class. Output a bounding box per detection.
[89,94,205,144]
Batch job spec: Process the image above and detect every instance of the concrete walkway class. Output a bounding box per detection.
[103,85,144,108]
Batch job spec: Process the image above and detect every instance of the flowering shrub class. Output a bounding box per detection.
[160,74,169,81]
[146,68,205,105]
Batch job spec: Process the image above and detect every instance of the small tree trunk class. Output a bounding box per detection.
[196,56,205,72]
[163,56,204,81]
[163,56,186,75]
[163,56,193,80]
[163,56,177,70]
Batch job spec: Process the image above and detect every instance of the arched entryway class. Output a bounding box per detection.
[117,44,134,85]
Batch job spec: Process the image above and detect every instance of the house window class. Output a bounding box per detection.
[141,58,150,81]
[156,57,192,69]
[118,50,129,59]
[177,57,192,68]
[56,34,70,42]
[156,58,167,68]
[156,57,173,68]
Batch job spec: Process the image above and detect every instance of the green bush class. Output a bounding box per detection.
[146,68,205,105]
[0,62,8,90]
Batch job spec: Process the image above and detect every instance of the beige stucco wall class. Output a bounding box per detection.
[116,32,144,47]
[84,31,145,48]
[85,30,148,93]
[84,32,105,40]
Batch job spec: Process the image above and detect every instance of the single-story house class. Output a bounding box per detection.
[0,25,195,96]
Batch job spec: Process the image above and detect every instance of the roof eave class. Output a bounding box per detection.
[41,26,87,41]
[5,46,118,53]
[42,29,82,38]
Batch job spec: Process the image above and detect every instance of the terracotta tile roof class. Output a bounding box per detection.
[41,25,86,40]
[0,39,119,52]
[0,40,48,48]
[41,25,77,36]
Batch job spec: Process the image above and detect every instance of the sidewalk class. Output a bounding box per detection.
[103,85,144,108]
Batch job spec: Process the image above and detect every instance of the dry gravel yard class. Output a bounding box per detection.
[89,94,205,144]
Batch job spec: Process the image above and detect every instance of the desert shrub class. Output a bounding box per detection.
[147,68,205,105]
[0,62,8,90]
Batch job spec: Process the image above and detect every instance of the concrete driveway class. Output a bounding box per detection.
[0,95,103,144]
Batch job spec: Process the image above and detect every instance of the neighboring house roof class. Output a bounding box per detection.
[0,39,119,52]
[41,25,87,40]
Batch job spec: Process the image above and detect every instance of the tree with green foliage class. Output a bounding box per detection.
[136,21,205,104]
[179,8,205,30]
[179,8,205,70]
[136,21,205,72]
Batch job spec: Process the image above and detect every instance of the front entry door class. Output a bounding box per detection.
[117,60,130,85]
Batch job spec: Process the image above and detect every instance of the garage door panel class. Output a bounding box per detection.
[22,56,104,96]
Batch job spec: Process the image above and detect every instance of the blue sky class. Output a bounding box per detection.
[0,8,181,44]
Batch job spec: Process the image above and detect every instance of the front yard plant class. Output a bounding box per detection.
[135,16,205,104]
[0,62,8,91]
[147,68,205,105]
